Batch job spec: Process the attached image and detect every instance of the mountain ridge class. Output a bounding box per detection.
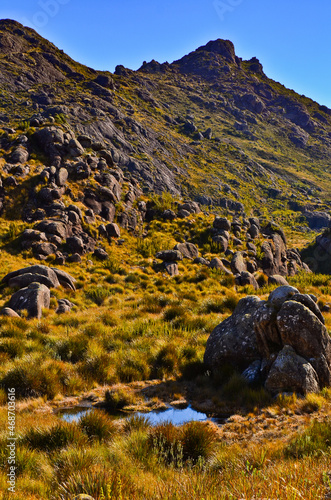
[0,19,331,222]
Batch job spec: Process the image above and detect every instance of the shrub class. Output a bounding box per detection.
[85,285,111,305]
[123,414,150,433]
[1,358,71,399]
[149,422,183,467]
[221,373,247,400]
[181,421,217,463]
[116,354,150,382]
[125,273,140,284]
[57,467,135,499]
[297,393,324,414]
[163,305,187,322]
[152,344,178,379]
[78,410,116,441]
[78,353,112,384]
[0,339,25,358]
[23,422,86,451]
[52,446,101,480]
[104,387,134,412]
[56,335,89,363]
[181,360,206,381]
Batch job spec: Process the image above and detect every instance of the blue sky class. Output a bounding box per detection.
[1,0,331,107]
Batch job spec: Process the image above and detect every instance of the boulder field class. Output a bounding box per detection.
[204,285,331,394]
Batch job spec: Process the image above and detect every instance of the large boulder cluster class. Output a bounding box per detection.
[204,286,331,394]
[155,214,310,280]
[1,265,76,319]
[4,125,148,263]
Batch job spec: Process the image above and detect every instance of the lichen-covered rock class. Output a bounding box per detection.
[3,265,60,289]
[209,257,231,273]
[268,275,289,286]
[276,300,331,386]
[204,296,261,371]
[204,285,330,393]
[213,216,231,231]
[164,262,179,276]
[267,285,299,310]
[234,271,259,289]
[173,242,199,260]
[7,282,50,319]
[155,250,183,262]
[231,252,247,274]
[265,345,320,394]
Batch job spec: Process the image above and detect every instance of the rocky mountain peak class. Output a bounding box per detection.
[196,39,236,63]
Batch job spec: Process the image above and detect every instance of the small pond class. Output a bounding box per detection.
[56,405,221,426]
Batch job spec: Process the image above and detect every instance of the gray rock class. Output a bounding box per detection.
[209,258,231,273]
[242,360,262,385]
[3,265,60,289]
[155,250,183,262]
[93,248,109,260]
[174,242,199,260]
[56,167,68,186]
[10,146,29,164]
[164,262,179,276]
[235,271,259,290]
[265,345,320,394]
[268,285,299,310]
[66,236,84,255]
[268,275,289,286]
[178,201,200,214]
[291,293,325,325]
[276,300,331,386]
[51,268,76,290]
[211,235,228,252]
[8,272,59,290]
[0,307,20,317]
[106,223,121,238]
[56,299,75,314]
[204,296,262,371]
[36,220,68,240]
[67,253,82,263]
[162,209,176,221]
[68,204,83,220]
[231,252,247,274]
[7,282,50,319]
[213,216,231,232]
[178,209,191,218]
[67,210,81,225]
[194,257,210,265]
[248,224,259,239]
[33,242,57,256]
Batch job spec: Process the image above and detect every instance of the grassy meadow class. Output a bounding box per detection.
[0,210,330,499]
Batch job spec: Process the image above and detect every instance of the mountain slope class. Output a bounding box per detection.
[0,19,331,221]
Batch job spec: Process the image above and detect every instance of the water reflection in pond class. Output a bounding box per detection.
[57,405,213,426]
[134,406,208,426]
[57,407,92,423]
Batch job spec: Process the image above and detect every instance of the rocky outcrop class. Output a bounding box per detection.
[204,286,331,394]
[7,282,50,319]
[204,296,261,371]
[2,266,76,318]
